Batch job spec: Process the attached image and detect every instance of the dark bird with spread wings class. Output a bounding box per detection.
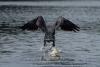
[21,16,80,48]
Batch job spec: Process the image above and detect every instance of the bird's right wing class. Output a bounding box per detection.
[21,16,47,32]
[55,16,80,32]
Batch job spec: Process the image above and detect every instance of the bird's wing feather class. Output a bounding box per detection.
[21,16,47,32]
[55,16,80,32]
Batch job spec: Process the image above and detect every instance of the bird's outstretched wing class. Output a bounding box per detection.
[21,16,47,32]
[55,16,80,32]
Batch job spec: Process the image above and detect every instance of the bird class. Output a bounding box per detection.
[21,16,80,48]
[21,16,80,58]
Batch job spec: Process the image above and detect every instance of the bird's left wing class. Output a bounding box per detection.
[21,16,47,32]
[55,16,80,32]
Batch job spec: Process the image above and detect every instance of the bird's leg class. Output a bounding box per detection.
[52,40,55,47]
[44,39,46,47]
[44,34,47,47]
[52,35,55,47]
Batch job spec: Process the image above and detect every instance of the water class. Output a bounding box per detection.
[0,1,100,67]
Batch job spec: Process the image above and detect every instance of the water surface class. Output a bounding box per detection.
[0,1,100,67]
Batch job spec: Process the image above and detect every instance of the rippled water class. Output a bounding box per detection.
[0,1,100,67]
